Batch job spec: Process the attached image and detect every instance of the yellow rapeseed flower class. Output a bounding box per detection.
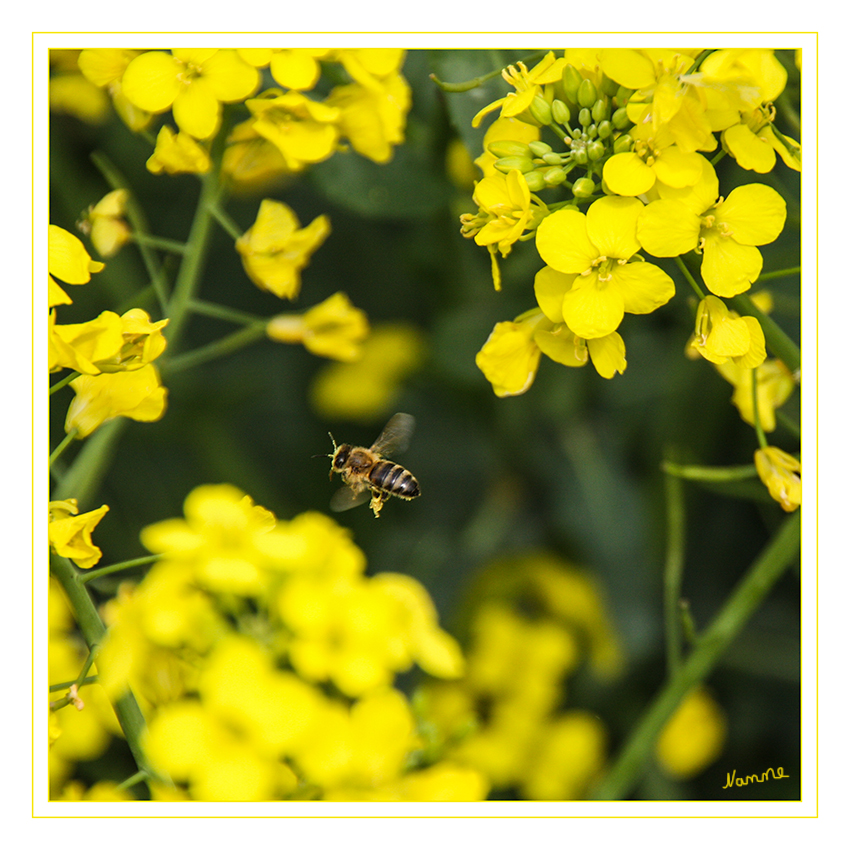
[236,199,331,300]
[79,189,131,257]
[327,72,411,164]
[267,292,369,362]
[146,126,211,175]
[48,224,105,305]
[637,157,787,297]
[687,295,766,368]
[536,196,675,339]
[49,308,168,375]
[121,49,260,139]
[65,364,168,438]
[755,446,801,512]
[48,499,109,569]
[246,90,341,172]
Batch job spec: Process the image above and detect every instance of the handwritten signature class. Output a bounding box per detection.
[722,766,789,789]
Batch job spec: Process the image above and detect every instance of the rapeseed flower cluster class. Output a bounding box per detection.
[461,48,799,512]
[48,225,169,438]
[418,552,621,800]
[74,48,411,181]
[84,484,484,801]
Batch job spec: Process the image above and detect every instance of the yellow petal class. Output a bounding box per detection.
[536,209,598,274]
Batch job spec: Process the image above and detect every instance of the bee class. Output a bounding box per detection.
[321,413,420,518]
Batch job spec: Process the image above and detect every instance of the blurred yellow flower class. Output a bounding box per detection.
[656,687,727,779]
[311,323,424,421]
[79,189,131,257]
[267,292,369,361]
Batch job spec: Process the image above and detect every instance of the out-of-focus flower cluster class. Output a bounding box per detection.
[58,484,483,802]
[416,552,622,800]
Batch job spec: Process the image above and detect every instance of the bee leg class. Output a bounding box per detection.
[370,491,389,518]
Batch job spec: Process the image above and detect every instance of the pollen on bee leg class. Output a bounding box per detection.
[370,491,388,518]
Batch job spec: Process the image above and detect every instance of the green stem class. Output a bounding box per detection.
[51,418,127,503]
[90,151,170,313]
[50,555,163,785]
[591,509,801,800]
[751,366,769,450]
[757,265,800,282]
[163,126,230,348]
[49,428,78,469]
[730,293,800,375]
[49,371,79,396]
[662,455,687,675]
[674,256,705,300]
[80,553,161,584]
[131,233,188,254]
[207,200,244,241]
[661,460,757,482]
[188,298,265,326]
[429,50,547,92]
[162,321,268,375]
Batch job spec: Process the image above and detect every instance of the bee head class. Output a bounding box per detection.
[331,442,351,471]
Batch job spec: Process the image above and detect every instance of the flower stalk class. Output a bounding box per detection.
[591,509,800,800]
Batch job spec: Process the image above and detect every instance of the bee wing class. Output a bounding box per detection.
[370,412,415,457]
[330,485,371,512]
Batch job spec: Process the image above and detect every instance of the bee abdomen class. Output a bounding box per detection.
[369,461,420,499]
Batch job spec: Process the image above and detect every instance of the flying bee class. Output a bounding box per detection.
[321,413,420,518]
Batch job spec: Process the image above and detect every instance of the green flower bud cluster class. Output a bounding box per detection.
[490,63,635,202]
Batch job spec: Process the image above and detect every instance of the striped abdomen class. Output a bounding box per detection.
[369,461,420,500]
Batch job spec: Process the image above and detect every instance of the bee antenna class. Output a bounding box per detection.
[311,432,337,460]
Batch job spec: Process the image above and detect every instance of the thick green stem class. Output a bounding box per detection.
[163,126,230,349]
[591,509,801,800]
[49,555,162,784]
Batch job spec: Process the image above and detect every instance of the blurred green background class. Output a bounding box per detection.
[48,48,801,800]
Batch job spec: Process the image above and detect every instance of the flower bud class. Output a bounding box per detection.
[523,170,546,192]
[561,65,583,102]
[542,167,567,186]
[551,99,571,126]
[572,176,595,198]
[592,96,610,124]
[612,134,633,154]
[529,95,553,126]
[587,140,606,161]
[573,147,588,165]
[597,119,613,140]
[542,151,563,166]
[577,78,597,108]
[578,107,592,128]
[488,140,533,158]
[612,106,631,130]
[528,140,553,157]
[494,155,536,174]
